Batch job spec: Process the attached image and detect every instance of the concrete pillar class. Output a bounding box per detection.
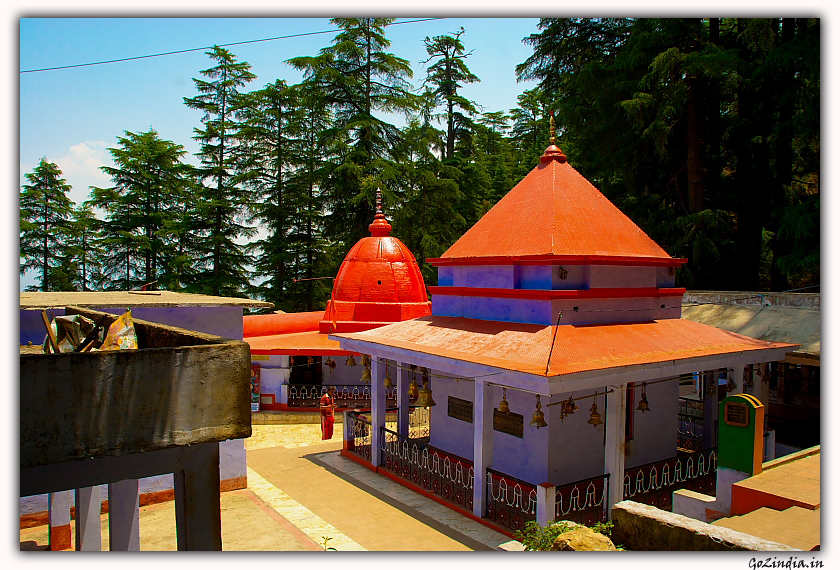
[48,490,71,551]
[370,358,385,467]
[75,486,102,551]
[604,385,626,518]
[174,442,222,551]
[397,361,410,437]
[536,483,556,527]
[732,364,745,394]
[343,411,354,451]
[108,479,140,551]
[757,364,771,411]
[472,380,495,518]
[702,371,719,449]
[279,383,289,406]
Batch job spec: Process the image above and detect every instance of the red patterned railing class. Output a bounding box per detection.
[380,426,474,512]
[623,448,717,511]
[485,468,537,531]
[554,473,610,525]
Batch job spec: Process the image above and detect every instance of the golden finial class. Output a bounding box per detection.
[549,112,556,146]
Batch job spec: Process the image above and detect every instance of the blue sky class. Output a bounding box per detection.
[19,17,541,206]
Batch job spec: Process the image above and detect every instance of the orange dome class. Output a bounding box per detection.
[319,195,431,333]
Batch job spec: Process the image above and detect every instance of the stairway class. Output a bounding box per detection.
[712,506,820,551]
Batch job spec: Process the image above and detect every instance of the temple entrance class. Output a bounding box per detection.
[289,356,323,385]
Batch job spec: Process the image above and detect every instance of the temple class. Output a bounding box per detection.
[244,190,431,412]
[328,135,798,531]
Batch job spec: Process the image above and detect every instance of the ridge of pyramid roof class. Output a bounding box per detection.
[436,145,678,263]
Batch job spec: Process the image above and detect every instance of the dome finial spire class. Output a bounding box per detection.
[369,186,392,237]
[549,112,556,146]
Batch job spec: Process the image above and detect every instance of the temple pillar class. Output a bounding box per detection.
[702,371,719,449]
[397,361,410,437]
[472,380,494,518]
[604,384,626,518]
[370,358,386,467]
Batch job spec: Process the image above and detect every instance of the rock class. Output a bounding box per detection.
[550,526,617,551]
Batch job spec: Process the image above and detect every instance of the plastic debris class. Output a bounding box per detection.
[99,309,139,351]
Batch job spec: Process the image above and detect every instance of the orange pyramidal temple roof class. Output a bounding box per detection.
[437,146,675,262]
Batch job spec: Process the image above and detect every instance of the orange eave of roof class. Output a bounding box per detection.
[333,316,798,378]
[246,330,355,356]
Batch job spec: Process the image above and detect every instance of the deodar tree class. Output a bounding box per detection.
[20,158,76,291]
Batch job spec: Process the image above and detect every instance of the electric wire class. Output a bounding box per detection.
[21,18,446,74]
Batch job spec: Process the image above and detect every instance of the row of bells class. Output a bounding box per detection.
[324,356,437,408]
[323,356,652,421]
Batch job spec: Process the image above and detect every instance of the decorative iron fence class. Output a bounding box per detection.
[380,426,474,512]
[346,412,372,462]
[288,384,400,408]
[554,473,610,525]
[485,468,537,531]
[623,448,717,511]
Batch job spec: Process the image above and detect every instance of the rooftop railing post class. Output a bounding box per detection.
[48,490,71,551]
[108,478,140,551]
[75,485,102,551]
[174,442,222,551]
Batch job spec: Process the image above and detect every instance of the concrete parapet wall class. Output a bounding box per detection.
[21,307,252,470]
[611,501,799,551]
[683,291,819,310]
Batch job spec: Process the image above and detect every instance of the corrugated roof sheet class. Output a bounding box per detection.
[440,151,674,261]
[246,330,353,356]
[334,316,797,377]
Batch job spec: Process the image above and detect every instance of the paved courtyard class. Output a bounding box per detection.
[21,422,521,552]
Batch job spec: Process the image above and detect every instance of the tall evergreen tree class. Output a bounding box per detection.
[88,129,190,291]
[288,18,421,251]
[421,27,480,160]
[68,204,106,291]
[184,45,257,296]
[20,158,76,292]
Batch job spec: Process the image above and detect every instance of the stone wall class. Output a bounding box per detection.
[611,501,799,551]
[683,291,819,310]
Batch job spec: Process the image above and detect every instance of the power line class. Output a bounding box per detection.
[20,17,446,74]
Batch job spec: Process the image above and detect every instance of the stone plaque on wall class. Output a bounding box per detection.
[448,396,473,423]
[494,409,524,438]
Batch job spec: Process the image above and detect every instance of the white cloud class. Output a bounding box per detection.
[54,141,113,204]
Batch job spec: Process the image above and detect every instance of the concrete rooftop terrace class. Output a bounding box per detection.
[20,291,273,309]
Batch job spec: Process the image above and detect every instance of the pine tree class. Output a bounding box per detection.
[20,158,76,291]
[421,27,480,160]
[67,204,106,291]
[184,45,257,296]
[288,18,421,251]
[88,129,190,291]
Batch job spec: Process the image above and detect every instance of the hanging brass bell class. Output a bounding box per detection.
[384,364,394,388]
[408,377,419,399]
[529,395,548,429]
[587,395,603,427]
[636,383,650,413]
[499,388,510,413]
[361,354,371,368]
[414,379,436,408]
[361,365,371,384]
[325,357,336,374]
[346,355,357,367]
